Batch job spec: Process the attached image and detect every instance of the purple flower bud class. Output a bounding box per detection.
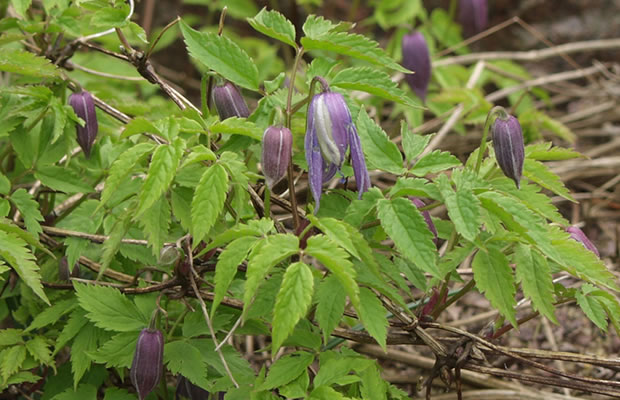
[212,81,250,120]
[492,113,524,189]
[305,86,370,211]
[262,126,292,189]
[411,198,439,246]
[566,226,600,258]
[68,90,98,158]
[401,32,431,102]
[131,328,164,400]
[59,257,80,281]
[175,375,211,400]
[458,0,488,38]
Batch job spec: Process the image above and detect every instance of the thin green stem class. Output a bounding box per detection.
[474,106,507,175]
[432,279,476,319]
[145,16,180,60]
[264,186,271,220]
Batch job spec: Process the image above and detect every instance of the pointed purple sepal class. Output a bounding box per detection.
[262,126,292,189]
[492,114,524,189]
[131,328,164,400]
[401,32,431,102]
[212,81,250,120]
[566,226,600,258]
[459,0,488,38]
[68,90,98,158]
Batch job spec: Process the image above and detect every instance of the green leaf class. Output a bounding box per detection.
[103,388,136,400]
[0,173,10,195]
[0,49,60,78]
[35,166,93,194]
[0,230,49,304]
[55,309,88,353]
[180,20,259,91]
[191,163,229,245]
[138,195,170,257]
[0,329,21,346]
[576,288,608,331]
[1,345,26,384]
[209,117,262,140]
[514,245,557,323]
[272,262,314,353]
[331,67,420,108]
[73,283,147,332]
[52,384,97,400]
[355,108,404,174]
[401,121,432,161]
[309,386,348,400]
[212,236,259,314]
[307,215,360,259]
[259,352,314,390]
[87,331,136,368]
[436,174,480,242]
[388,177,440,200]
[11,0,32,17]
[472,246,517,327]
[99,211,131,279]
[247,7,296,48]
[377,198,439,277]
[70,324,102,388]
[26,299,77,332]
[120,117,161,138]
[525,142,583,161]
[10,188,43,238]
[410,150,461,176]
[90,4,129,28]
[99,143,154,210]
[136,140,184,218]
[315,275,347,343]
[360,363,388,400]
[306,235,360,310]
[302,15,353,39]
[358,288,388,350]
[243,234,299,317]
[25,336,52,365]
[164,341,211,390]
[523,159,575,202]
[301,31,409,73]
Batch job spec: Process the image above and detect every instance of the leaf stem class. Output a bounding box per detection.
[474,105,507,175]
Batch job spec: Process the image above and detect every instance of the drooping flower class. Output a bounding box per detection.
[492,113,524,188]
[401,32,432,102]
[68,90,98,158]
[262,125,292,189]
[411,198,439,246]
[131,328,164,400]
[458,0,488,38]
[212,81,250,120]
[305,81,370,211]
[566,226,600,258]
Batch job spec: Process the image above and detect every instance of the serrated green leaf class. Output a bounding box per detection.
[209,117,262,140]
[100,211,131,279]
[436,174,480,242]
[87,331,137,368]
[120,117,161,138]
[472,246,517,327]
[302,15,353,39]
[272,262,314,353]
[0,49,59,78]
[576,288,608,331]
[525,142,583,161]
[243,234,299,318]
[514,245,557,323]
[0,329,22,346]
[523,159,575,202]
[401,121,432,162]
[315,275,346,343]
[53,384,97,400]
[212,236,259,314]
[191,163,229,245]
[0,173,10,195]
[55,309,88,353]
[35,166,93,194]
[355,108,404,174]
[301,31,409,73]
[358,287,388,350]
[25,336,52,365]
[138,195,170,257]
[306,235,360,310]
[90,4,129,28]
[0,230,49,304]
[259,352,314,390]
[410,150,461,176]
[1,345,26,384]
[377,198,439,277]
[180,20,259,90]
[74,283,147,332]
[26,298,77,332]
[205,218,273,251]
[388,177,440,200]
[344,187,384,227]
[11,0,32,17]
[164,341,211,390]
[70,324,101,389]
[98,143,154,210]
[247,7,296,48]
[309,385,348,400]
[360,363,388,400]
[10,188,43,238]
[307,215,360,259]
[490,178,567,224]
[136,140,184,218]
[331,67,420,108]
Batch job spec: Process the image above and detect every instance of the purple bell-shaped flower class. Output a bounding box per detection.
[212,81,250,120]
[130,328,164,400]
[262,125,292,189]
[492,113,524,189]
[458,0,488,38]
[401,32,431,102]
[68,90,98,158]
[305,79,370,211]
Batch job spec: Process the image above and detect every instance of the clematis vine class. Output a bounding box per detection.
[305,77,370,211]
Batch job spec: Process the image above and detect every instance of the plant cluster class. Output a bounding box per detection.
[0,0,618,399]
